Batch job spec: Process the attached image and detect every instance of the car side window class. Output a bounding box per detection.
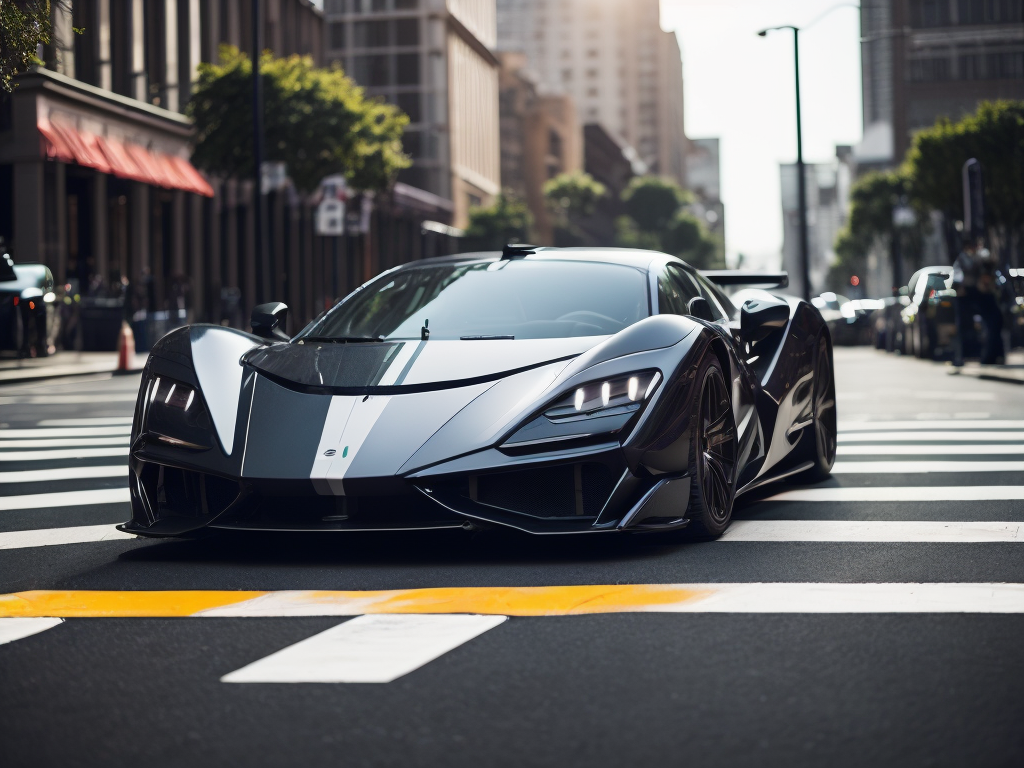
[658,265,701,315]
[690,269,733,321]
[667,264,730,321]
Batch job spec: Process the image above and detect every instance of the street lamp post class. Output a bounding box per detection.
[759,25,810,302]
[252,0,265,304]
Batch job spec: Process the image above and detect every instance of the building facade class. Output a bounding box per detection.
[496,0,689,187]
[498,52,581,244]
[780,149,854,298]
[323,0,501,228]
[684,137,724,245]
[860,0,1024,164]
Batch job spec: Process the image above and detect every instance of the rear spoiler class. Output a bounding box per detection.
[701,270,789,288]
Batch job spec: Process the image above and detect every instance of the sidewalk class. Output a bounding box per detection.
[947,350,1024,385]
[0,350,148,385]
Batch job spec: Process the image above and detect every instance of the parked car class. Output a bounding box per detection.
[811,292,874,345]
[0,250,56,357]
[998,268,1024,350]
[900,267,957,360]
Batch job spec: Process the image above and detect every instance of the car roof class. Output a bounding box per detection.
[402,246,675,273]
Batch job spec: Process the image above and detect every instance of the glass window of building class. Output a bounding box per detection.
[354,20,390,47]
[396,92,422,123]
[396,53,420,85]
[354,54,391,86]
[395,18,419,46]
[329,22,346,50]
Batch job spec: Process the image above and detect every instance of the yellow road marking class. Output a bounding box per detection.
[0,585,709,618]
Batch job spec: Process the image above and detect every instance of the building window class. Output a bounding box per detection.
[395,18,419,46]
[468,193,483,209]
[354,54,391,85]
[396,53,420,85]
[957,0,1024,24]
[910,0,951,27]
[562,68,572,81]
[395,0,419,8]
[329,22,346,50]
[586,68,597,78]
[587,87,599,97]
[909,56,952,81]
[353,20,390,47]
[396,91,421,122]
[403,130,422,158]
[325,0,347,13]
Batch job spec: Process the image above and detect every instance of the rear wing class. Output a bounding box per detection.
[701,270,788,289]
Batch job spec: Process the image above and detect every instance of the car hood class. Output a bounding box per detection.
[243,336,604,393]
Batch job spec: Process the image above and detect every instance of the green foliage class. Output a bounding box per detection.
[188,45,410,193]
[906,100,1024,233]
[615,176,721,267]
[621,176,691,232]
[464,192,533,250]
[1,1,78,92]
[543,171,606,245]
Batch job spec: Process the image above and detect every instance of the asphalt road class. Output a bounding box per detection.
[1,348,1023,768]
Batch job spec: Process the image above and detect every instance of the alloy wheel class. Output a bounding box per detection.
[698,366,737,525]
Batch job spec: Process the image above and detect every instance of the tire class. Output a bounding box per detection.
[687,355,738,538]
[801,335,837,481]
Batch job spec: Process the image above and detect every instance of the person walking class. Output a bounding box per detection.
[952,239,1003,366]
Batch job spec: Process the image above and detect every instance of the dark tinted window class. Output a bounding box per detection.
[395,18,419,46]
[303,260,649,340]
[657,264,700,314]
[396,53,420,85]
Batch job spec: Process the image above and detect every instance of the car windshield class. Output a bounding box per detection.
[301,259,649,341]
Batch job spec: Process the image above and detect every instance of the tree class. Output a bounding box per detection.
[464,192,533,250]
[905,100,1024,261]
[188,45,410,193]
[1,1,77,92]
[615,176,721,266]
[543,170,606,245]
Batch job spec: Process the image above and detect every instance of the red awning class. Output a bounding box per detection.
[37,119,214,198]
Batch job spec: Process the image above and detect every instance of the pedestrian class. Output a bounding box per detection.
[951,239,1003,366]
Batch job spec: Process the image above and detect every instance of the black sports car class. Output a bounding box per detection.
[121,246,836,539]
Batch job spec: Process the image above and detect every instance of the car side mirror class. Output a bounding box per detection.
[687,296,715,322]
[740,298,789,343]
[251,302,290,342]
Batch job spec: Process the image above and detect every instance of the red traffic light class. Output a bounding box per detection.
[850,275,860,287]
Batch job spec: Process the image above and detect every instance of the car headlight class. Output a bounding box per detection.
[502,371,661,450]
[142,376,212,450]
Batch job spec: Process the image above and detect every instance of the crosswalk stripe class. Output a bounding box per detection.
[0,394,138,405]
[839,420,1024,431]
[0,525,135,550]
[0,437,130,449]
[3,584,1024,617]
[838,431,1024,443]
[838,444,1024,456]
[719,520,1021,542]
[37,418,135,427]
[761,486,1024,502]
[0,447,128,462]
[221,614,507,684]
[0,466,125,483]
[0,427,132,439]
[0,488,129,511]
[832,460,1024,474]
[0,617,63,645]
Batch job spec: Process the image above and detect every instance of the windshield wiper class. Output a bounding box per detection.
[298,335,384,344]
[460,335,515,340]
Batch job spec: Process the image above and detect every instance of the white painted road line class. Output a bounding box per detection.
[838,431,1024,443]
[0,488,130,511]
[832,461,1024,474]
[0,617,63,645]
[0,437,130,449]
[222,614,507,684]
[0,427,132,439]
[0,466,125,484]
[37,417,135,427]
[761,486,1024,503]
[0,394,138,405]
[839,420,1024,432]
[720,520,1022,542]
[838,444,1024,456]
[0,448,128,462]
[0,525,135,550]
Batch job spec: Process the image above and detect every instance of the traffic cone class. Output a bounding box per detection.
[115,321,135,375]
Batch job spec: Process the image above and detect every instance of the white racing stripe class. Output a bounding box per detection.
[37,417,134,427]
[0,466,125,483]
[0,437,130,449]
[838,444,1024,456]
[222,614,507,684]
[0,618,63,645]
[839,431,1024,443]
[0,448,128,462]
[720,520,1022,542]
[0,525,135,550]
[0,427,131,438]
[0,488,129,511]
[839,420,1024,431]
[760,486,1024,503]
[832,461,1024,474]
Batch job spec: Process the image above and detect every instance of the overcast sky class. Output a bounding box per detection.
[662,0,864,269]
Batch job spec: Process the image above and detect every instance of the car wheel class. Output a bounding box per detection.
[688,356,737,538]
[801,335,837,481]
